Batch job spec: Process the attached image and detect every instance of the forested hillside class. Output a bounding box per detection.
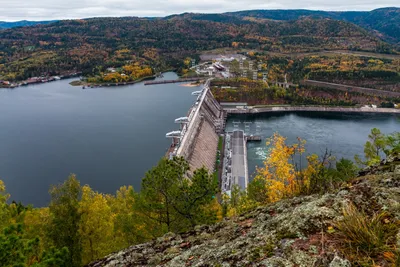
[0,15,394,82]
[227,7,400,44]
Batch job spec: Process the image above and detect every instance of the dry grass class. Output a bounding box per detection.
[334,203,399,266]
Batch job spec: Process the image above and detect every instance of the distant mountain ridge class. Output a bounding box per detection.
[226,7,400,44]
[0,20,57,29]
[166,7,400,44]
[1,8,398,44]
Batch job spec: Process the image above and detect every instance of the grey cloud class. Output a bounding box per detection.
[0,0,398,21]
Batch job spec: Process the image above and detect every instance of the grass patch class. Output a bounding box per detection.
[213,136,224,184]
[334,202,399,265]
[218,136,223,151]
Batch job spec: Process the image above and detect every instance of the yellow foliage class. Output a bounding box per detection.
[183,58,191,67]
[0,180,10,228]
[254,133,319,203]
[79,185,114,264]
[0,180,5,193]
[23,208,51,250]
[203,198,223,221]
[121,64,152,80]
[115,49,132,60]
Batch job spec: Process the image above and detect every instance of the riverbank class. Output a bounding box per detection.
[225,106,400,114]
[69,75,156,87]
[69,68,179,88]
[1,72,81,89]
[180,82,202,87]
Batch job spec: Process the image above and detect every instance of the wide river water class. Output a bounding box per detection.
[1,74,399,206]
[226,112,399,179]
[0,72,200,206]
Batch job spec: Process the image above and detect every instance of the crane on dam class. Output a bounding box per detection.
[166,131,182,159]
[191,90,203,96]
[175,117,189,124]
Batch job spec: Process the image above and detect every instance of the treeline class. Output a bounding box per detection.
[0,157,220,267]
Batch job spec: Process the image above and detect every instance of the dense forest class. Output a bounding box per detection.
[0,12,398,82]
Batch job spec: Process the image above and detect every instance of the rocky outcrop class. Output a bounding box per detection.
[87,163,400,267]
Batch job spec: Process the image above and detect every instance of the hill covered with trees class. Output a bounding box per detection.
[0,12,397,82]
[227,7,400,45]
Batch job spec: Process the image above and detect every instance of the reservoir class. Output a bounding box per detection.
[0,72,199,207]
[225,112,400,179]
[1,74,399,206]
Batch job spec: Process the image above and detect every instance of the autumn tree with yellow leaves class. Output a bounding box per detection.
[79,186,114,264]
[222,132,360,217]
[253,133,310,203]
[249,133,358,205]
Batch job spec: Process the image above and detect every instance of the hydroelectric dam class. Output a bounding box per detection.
[165,79,250,195]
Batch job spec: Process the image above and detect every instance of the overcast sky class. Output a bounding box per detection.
[0,0,398,21]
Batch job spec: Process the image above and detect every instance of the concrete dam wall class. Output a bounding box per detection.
[175,81,223,174]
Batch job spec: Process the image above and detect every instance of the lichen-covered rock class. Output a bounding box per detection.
[329,255,351,267]
[87,166,400,267]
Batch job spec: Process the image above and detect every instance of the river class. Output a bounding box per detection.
[226,112,400,179]
[1,76,399,206]
[0,72,200,206]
